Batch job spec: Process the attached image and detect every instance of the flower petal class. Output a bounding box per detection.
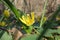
[19,18,26,24]
[31,12,34,21]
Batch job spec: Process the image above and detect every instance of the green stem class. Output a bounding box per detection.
[33,28,40,34]
[39,0,48,28]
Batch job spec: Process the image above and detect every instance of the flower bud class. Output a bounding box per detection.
[3,10,10,18]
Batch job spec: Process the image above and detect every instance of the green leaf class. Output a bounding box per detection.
[55,35,60,40]
[0,30,4,38]
[0,32,13,40]
[44,29,53,37]
[44,28,60,37]
[20,34,38,40]
[56,28,60,34]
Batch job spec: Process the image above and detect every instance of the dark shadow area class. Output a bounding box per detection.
[37,5,60,40]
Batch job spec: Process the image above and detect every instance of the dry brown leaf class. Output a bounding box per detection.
[8,27,23,40]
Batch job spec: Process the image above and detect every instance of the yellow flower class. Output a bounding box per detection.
[19,12,35,26]
[3,10,10,17]
[0,21,6,26]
